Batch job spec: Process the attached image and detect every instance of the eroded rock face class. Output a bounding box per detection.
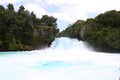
[33,25,59,49]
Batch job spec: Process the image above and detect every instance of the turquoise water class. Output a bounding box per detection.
[0,37,120,80]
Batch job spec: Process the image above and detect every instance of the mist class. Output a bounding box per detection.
[0,37,120,80]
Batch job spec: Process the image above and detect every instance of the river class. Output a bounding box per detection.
[0,37,120,80]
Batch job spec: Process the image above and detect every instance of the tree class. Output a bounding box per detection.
[84,10,120,52]
[7,3,14,11]
[95,10,120,28]
[59,20,85,40]
[0,4,59,51]
[0,5,5,11]
[18,5,25,15]
[40,15,57,27]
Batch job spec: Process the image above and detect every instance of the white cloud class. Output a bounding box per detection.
[24,3,46,18]
[45,0,120,23]
[0,0,20,4]
[1,0,120,30]
[1,0,120,23]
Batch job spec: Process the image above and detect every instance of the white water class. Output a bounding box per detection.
[0,37,120,80]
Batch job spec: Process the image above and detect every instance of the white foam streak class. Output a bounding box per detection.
[0,37,120,80]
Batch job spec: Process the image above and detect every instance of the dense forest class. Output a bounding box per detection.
[0,3,59,51]
[59,10,120,53]
[58,20,85,40]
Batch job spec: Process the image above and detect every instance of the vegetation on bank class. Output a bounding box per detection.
[0,4,59,51]
[59,20,85,40]
[59,10,120,53]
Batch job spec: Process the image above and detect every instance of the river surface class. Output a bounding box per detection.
[0,37,120,80]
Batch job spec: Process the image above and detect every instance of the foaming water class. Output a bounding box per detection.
[0,37,120,80]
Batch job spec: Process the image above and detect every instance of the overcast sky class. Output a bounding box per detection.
[1,0,120,31]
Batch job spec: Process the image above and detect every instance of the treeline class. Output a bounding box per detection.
[59,20,85,40]
[59,10,120,53]
[0,3,59,51]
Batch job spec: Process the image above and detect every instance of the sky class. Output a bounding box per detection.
[0,0,120,31]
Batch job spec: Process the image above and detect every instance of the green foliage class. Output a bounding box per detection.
[84,27,120,52]
[40,15,57,27]
[37,26,59,45]
[0,5,5,10]
[0,4,59,51]
[84,10,120,52]
[95,10,120,28]
[59,10,120,53]
[7,3,14,11]
[59,20,85,40]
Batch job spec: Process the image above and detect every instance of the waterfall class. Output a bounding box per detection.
[0,37,120,80]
